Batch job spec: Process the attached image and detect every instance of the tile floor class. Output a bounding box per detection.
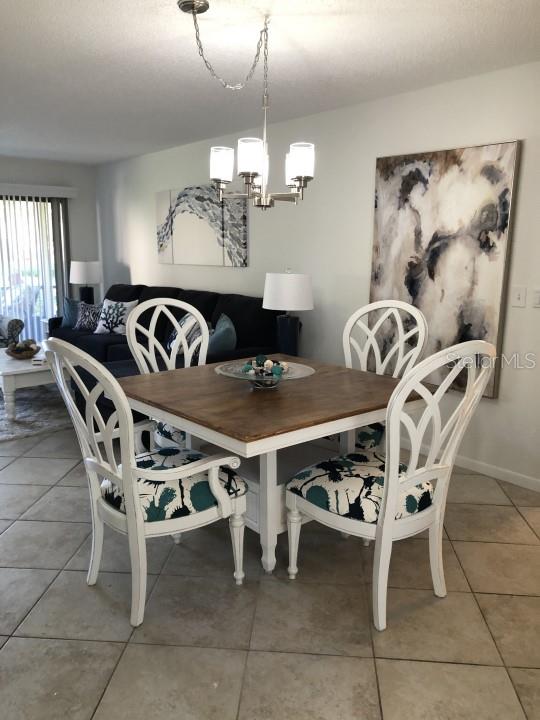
[0,428,539,719]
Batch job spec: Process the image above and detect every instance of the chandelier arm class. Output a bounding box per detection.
[191,11,270,91]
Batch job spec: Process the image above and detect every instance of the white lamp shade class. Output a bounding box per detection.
[288,142,315,179]
[237,137,264,176]
[210,146,234,183]
[69,260,102,285]
[263,273,314,312]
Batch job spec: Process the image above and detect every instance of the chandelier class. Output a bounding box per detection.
[179,0,316,210]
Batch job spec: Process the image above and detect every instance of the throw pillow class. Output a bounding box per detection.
[208,313,237,355]
[94,299,138,335]
[74,302,103,332]
[61,297,80,328]
[166,312,204,356]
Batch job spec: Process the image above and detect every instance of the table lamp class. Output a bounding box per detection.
[263,272,314,356]
[69,261,102,304]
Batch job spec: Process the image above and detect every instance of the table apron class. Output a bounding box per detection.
[127,397,424,458]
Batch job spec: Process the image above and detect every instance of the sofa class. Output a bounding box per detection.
[48,283,281,381]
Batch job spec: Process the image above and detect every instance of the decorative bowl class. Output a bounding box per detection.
[6,340,41,360]
[215,356,315,390]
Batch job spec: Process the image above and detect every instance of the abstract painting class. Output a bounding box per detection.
[156,184,248,267]
[370,141,519,397]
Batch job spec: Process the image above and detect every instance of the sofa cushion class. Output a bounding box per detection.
[136,286,184,344]
[101,447,247,522]
[105,284,146,302]
[211,293,278,348]
[76,333,128,362]
[95,299,138,335]
[74,302,102,332]
[177,289,219,322]
[287,450,433,523]
[106,342,134,363]
[61,297,80,328]
[49,326,91,344]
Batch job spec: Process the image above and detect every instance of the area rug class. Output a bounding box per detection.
[0,384,72,442]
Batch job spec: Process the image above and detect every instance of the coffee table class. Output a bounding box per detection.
[0,351,53,420]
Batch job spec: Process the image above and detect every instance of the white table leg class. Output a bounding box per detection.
[340,430,356,455]
[2,376,16,420]
[259,451,280,573]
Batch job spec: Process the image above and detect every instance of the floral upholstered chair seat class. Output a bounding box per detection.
[288,450,433,523]
[101,447,247,522]
[356,422,385,451]
[154,421,186,450]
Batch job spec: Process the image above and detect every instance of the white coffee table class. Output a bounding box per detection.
[0,351,53,420]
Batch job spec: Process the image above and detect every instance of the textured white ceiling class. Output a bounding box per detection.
[1,0,539,163]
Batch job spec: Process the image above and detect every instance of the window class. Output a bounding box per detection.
[0,196,70,341]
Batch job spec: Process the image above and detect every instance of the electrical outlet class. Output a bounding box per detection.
[532,288,540,308]
[511,286,527,308]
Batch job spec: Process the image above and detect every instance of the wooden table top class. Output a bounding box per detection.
[118,354,403,444]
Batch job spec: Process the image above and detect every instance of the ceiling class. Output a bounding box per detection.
[1,0,539,164]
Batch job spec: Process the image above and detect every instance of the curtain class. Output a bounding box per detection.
[0,196,70,342]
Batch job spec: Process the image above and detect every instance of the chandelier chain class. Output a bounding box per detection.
[191,10,270,94]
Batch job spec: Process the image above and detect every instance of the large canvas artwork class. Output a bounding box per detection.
[370,141,519,397]
[156,184,248,267]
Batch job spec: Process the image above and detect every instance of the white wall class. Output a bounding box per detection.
[0,156,99,264]
[96,61,540,484]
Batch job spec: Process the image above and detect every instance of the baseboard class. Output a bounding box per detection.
[451,451,540,493]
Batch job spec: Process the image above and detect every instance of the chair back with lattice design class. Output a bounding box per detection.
[381,340,496,527]
[44,338,137,509]
[126,298,209,375]
[343,300,428,378]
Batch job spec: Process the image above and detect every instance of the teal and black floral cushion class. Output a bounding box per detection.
[287,450,433,523]
[356,422,385,451]
[101,447,247,522]
[154,422,186,450]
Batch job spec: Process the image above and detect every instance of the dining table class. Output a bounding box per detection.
[118,353,419,572]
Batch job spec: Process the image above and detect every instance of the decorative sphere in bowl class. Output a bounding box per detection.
[241,355,287,389]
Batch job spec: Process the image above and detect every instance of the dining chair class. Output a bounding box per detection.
[342,300,428,452]
[126,298,210,451]
[44,337,247,627]
[286,340,496,630]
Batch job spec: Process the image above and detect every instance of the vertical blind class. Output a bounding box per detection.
[0,196,70,342]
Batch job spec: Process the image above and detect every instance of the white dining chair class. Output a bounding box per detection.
[342,300,428,452]
[44,337,247,627]
[126,298,210,450]
[286,340,496,630]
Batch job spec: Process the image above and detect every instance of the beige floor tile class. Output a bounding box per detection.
[508,668,540,720]
[131,574,257,649]
[476,594,540,668]
[519,507,540,538]
[238,651,381,720]
[274,524,366,585]
[16,569,156,642]
[0,456,79,485]
[363,538,469,591]
[500,481,540,507]
[56,461,88,487]
[24,429,81,459]
[161,521,263,579]
[0,457,14,470]
[93,644,246,720]
[20,486,91,522]
[0,635,7,649]
[0,435,40,456]
[377,659,525,720]
[453,542,540,595]
[250,577,372,657]
[0,520,90,568]
[0,637,123,720]
[445,504,539,544]
[0,483,49,520]
[0,568,57,634]
[66,525,173,575]
[373,589,501,664]
[447,474,512,504]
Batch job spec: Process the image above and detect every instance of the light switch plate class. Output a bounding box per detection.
[511,286,527,308]
[532,288,540,308]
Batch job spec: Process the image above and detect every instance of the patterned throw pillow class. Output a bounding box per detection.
[94,299,138,335]
[74,302,103,332]
[166,312,205,356]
